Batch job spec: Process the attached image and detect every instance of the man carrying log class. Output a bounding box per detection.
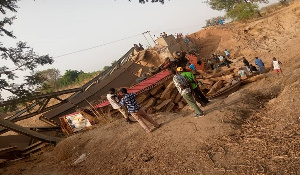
[119,88,160,133]
[177,67,209,107]
[168,69,204,118]
[107,88,134,124]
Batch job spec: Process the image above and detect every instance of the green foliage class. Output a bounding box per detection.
[205,16,226,27]
[206,0,268,12]
[56,70,100,89]
[206,0,237,12]
[37,68,61,92]
[0,0,53,101]
[226,3,260,21]
[74,71,100,85]
[58,70,82,88]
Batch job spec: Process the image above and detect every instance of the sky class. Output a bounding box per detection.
[1,0,278,99]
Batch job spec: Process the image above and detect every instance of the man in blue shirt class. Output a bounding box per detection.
[254,57,266,74]
[120,88,160,133]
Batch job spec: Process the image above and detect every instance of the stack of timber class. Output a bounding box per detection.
[196,67,263,97]
[137,79,187,114]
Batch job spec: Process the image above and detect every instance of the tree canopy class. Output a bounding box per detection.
[0,0,53,101]
[206,0,268,12]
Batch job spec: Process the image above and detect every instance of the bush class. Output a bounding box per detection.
[205,16,226,27]
[226,3,260,21]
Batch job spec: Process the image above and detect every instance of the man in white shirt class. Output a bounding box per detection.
[218,55,225,62]
[272,57,283,76]
[107,88,134,123]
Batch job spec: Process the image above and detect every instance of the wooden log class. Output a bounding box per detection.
[149,84,164,96]
[170,91,178,102]
[207,68,235,78]
[154,91,163,99]
[143,97,157,110]
[209,73,235,82]
[178,101,186,109]
[201,84,213,90]
[136,93,150,103]
[242,74,264,84]
[154,99,172,111]
[163,79,173,87]
[174,92,182,104]
[165,102,175,112]
[160,82,175,100]
[197,79,214,85]
[207,80,224,96]
[146,108,155,114]
[156,99,163,105]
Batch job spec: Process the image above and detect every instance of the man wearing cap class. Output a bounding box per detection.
[168,69,204,118]
[177,67,209,107]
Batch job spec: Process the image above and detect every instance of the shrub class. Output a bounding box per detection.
[226,3,260,21]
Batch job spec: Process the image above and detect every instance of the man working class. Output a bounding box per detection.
[242,57,251,73]
[224,49,230,58]
[119,88,160,133]
[107,88,134,123]
[168,69,204,118]
[272,57,283,76]
[254,57,266,74]
[177,67,209,107]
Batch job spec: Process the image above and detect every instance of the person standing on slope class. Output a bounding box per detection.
[107,88,134,123]
[119,88,160,133]
[272,57,283,76]
[254,57,267,74]
[242,57,252,73]
[224,49,230,58]
[168,68,204,118]
[177,67,209,107]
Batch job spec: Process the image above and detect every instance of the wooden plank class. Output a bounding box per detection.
[143,98,157,110]
[149,84,164,96]
[174,92,182,104]
[165,102,175,112]
[160,82,175,100]
[154,99,172,111]
[207,80,224,96]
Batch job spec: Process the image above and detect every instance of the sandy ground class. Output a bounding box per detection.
[1,1,300,174]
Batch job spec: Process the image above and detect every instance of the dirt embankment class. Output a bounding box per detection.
[1,1,300,175]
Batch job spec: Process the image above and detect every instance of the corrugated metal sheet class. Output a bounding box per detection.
[43,61,149,123]
[94,69,171,109]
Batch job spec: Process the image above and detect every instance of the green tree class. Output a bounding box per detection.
[0,1,53,101]
[58,70,83,88]
[38,68,61,92]
[226,3,260,21]
[75,71,100,85]
[206,0,268,12]
[102,66,110,71]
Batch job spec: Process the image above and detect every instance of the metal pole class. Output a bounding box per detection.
[142,32,151,47]
[147,31,156,45]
